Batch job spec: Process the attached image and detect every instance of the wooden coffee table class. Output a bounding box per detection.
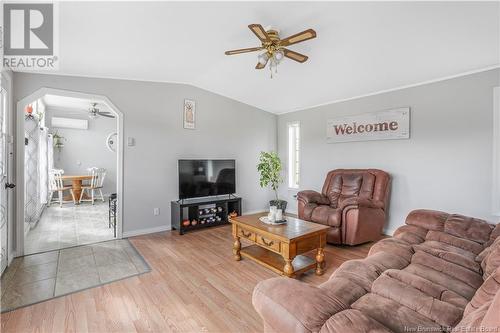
[229,213,330,278]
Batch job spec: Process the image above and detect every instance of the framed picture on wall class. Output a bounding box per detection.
[183,99,196,129]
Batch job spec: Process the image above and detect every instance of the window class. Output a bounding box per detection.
[288,122,300,189]
[493,87,500,215]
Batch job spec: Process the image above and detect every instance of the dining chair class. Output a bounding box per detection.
[79,168,106,204]
[49,169,76,207]
[83,167,98,186]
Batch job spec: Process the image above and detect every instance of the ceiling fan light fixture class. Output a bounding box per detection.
[258,52,269,65]
[225,24,317,77]
[274,50,284,61]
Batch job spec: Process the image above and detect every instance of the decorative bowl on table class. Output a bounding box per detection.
[259,216,287,225]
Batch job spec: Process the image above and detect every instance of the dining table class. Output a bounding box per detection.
[61,175,93,204]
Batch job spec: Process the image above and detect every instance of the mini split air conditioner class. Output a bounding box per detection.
[51,117,88,130]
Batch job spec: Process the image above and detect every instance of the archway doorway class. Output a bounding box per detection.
[15,88,124,256]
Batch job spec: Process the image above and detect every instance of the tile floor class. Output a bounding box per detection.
[1,239,150,313]
[24,201,115,255]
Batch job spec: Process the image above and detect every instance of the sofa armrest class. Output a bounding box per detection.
[338,197,385,210]
[297,190,330,205]
[253,277,346,333]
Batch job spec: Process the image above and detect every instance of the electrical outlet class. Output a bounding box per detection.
[153,208,160,216]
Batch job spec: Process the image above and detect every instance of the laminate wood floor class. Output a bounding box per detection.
[1,225,376,333]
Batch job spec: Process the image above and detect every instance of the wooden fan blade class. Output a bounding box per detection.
[225,47,263,55]
[248,24,270,43]
[280,29,317,47]
[283,49,309,63]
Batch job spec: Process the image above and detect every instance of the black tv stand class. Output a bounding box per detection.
[171,196,242,235]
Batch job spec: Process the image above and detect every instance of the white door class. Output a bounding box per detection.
[0,87,11,275]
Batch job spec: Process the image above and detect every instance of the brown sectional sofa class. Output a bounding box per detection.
[253,210,500,333]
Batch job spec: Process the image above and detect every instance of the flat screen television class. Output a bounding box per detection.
[178,159,236,199]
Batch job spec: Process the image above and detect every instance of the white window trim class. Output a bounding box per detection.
[492,87,500,216]
[288,121,300,189]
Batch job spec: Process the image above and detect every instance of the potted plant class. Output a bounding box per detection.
[257,151,287,212]
[52,132,66,151]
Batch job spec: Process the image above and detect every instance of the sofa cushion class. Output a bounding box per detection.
[411,251,483,290]
[476,237,500,277]
[393,225,427,244]
[351,293,442,333]
[319,309,393,333]
[325,174,362,205]
[404,263,477,299]
[425,230,484,255]
[476,246,492,264]
[482,238,500,279]
[444,214,493,244]
[329,259,381,292]
[413,243,481,273]
[319,277,367,309]
[301,203,318,221]
[383,269,468,309]
[479,286,500,329]
[368,238,414,264]
[405,210,448,231]
[311,205,342,227]
[454,284,500,332]
[371,272,463,327]
[252,277,349,333]
[415,240,477,260]
[484,223,500,247]
[454,302,492,332]
[464,268,500,317]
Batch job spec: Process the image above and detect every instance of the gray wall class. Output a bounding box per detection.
[277,69,500,234]
[15,69,498,239]
[14,73,277,235]
[45,109,117,195]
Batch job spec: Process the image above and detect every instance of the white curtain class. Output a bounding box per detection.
[39,128,49,204]
[48,134,54,172]
[24,116,41,226]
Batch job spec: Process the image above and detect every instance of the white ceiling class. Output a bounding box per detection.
[42,94,112,114]
[48,1,499,113]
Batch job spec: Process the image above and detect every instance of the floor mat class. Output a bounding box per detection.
[1,239,150,313]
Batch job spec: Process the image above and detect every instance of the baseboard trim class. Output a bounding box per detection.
[242,209,267,215]
[123,209,276,238]
[123,225,172,238]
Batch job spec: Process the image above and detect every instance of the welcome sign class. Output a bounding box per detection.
[326,107,410,143]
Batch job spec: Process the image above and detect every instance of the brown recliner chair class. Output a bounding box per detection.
[297,169,390,245]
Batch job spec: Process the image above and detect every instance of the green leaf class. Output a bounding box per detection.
[256,151,284,200]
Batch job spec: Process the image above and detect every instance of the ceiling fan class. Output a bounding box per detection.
[88,102,115,119]
[225,24,317,77]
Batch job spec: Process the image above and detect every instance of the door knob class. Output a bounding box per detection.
[5,183,15,189]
